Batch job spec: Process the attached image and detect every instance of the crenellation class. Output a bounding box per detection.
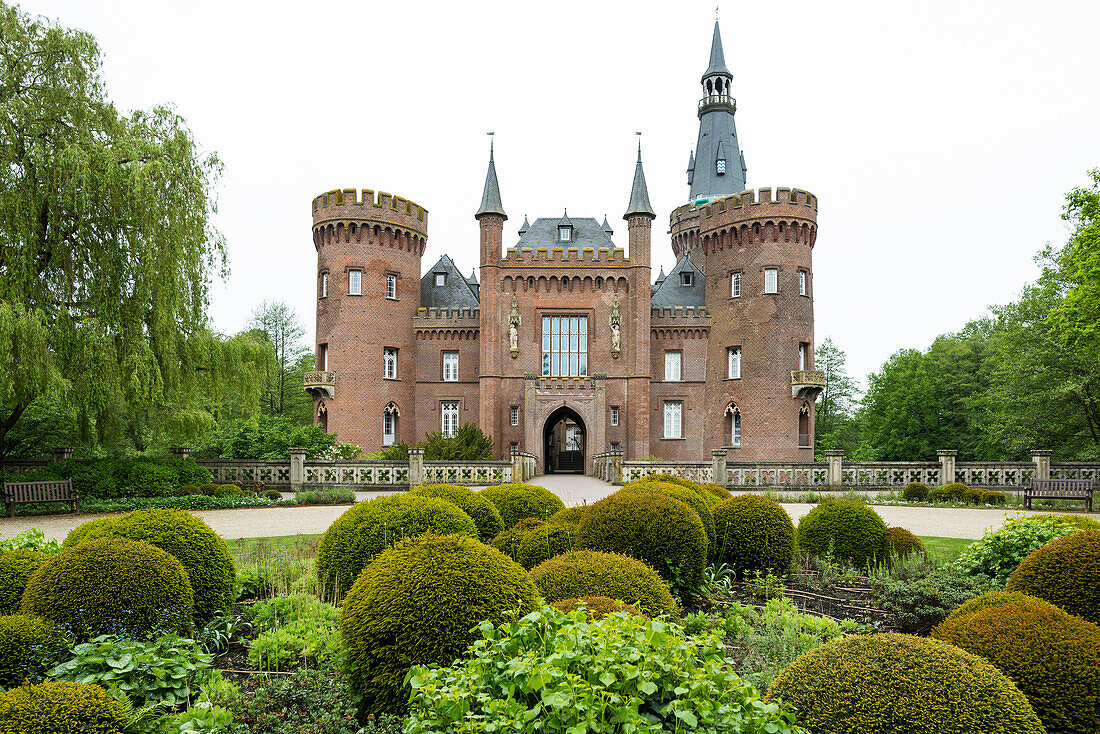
[312,188,429,223]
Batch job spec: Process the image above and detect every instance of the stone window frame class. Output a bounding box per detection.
[610,406,619,426]
[541,313,589,378]
[664,350,682,382]
[386,273,398,300]
[441,401,460,438]
[798,269,808,297]
[763,266,779,295]
[509,405,519,426]
[680,271,694,287]
[320,270,328,299]
[348,269,363,296]
[727,346,741,380]
[383,347,398,380]
[662,400,684,440]
[730,271,741,298]
[442,351,459,382]
[434,272,446,287]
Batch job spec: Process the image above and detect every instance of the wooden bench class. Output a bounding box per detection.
[1025,478,1093,512]
[1,479,79,518]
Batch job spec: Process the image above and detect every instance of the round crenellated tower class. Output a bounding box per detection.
[689,186,821,461]
[308,188,427,452]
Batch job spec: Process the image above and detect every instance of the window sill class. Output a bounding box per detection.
[660,437,686,441]
[347,293,363,297]
[383,377,401,381]
[319,295,327,300]
[723,377,742,381]
[386,296,399,301]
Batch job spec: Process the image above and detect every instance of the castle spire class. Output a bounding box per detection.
[475,134,507,219]
[689,20,746,203]
[702,19,731,80]
[624,134,656,219]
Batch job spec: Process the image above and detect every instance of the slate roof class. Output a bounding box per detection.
[475,142,507,219]
[625,144,656,218]
[689,20,747,202]
[650,254,705,307]
[702,20,731,80]
[514,216,616,249]
[420,254,481,308]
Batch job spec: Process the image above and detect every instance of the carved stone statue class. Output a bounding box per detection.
[509,295,520,357]
[609,300,621,359]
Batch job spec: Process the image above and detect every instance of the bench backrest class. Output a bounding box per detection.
[1,479,76,502]
[1029,478,1093,492]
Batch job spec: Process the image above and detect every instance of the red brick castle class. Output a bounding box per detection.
[305,21,824,473]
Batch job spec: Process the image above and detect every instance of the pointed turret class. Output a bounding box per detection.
[624,139,656,219]
[689,20,746,202]
[518,214,530,236]
[702,20,731,80]
[601,215,613,236]
[476,137,506,267]
[475,138,507,220]
[687,151,695,186]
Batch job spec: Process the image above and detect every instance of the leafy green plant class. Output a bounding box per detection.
[245,594,341,671]
[292,487,355,505]
[174,702,234,734]
[953,513,1096,585]
[871,561,995,635]
[195,612,252,656]
[0,614,72,689]
[221,666,366,734]
[0,528,61,554]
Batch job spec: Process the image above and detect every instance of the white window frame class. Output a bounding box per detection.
[541,315,588,377]
[731,410,741,447]
[348,269,362,295]
[382,411,396,446]
[383,348,398,379]
[799,270,807,296]
[441,402,459,438]
[559,226,572,242]
[664,351,682,382]
[442,352,458,382]
[320,272,328,298]
[434,272,446,287]
[386,274,397,299]
[663,401,683,439]
[510,405,519,426]
[764,268,778,294]
[728,346,741,379]
[610,406,619,426]
[799,343,808,371]
[731,272,741,298]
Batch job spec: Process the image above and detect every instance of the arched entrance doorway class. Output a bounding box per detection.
[543,406,585,474]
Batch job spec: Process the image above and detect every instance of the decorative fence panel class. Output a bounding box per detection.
[621,462,713,485]
[201,461,293,487]
[301,462,409,488]
[727,463,827,488]
[422,461,512,486]
[841,463,940,488]
[955,463,1035,488]
[1050,464,1100,482]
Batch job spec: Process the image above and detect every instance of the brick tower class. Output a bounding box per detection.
[307,188,427,451]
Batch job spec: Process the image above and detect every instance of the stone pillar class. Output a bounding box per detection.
[289,447,307,491]
[1031,449,1052,481]
[938,449,958,485]
[711,448,728,487]
[825,449,844,489]
[408,447,425,489]
[611,450,624,485]
[51,446,74,462]
[168,446,192,460]
[511,445,524,483]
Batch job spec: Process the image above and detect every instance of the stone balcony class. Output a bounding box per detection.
[790,370,825,400]
[304,371,336,399]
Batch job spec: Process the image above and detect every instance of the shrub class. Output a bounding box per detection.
[410,483,504,541]
[407,607,805,734]
[294,487,355,505]
[176,484,200,496]
[244,594,341,670]
[34,457,213,500]
[316,494,477,596]
[340,533,541,715]
[954,513,1095,585]
[68,508,235,623]
[547,505,589,528]
[871,564,995,635]
[0,614,71,689]
[881,527,926,560]
[1007,529,1100,624]
[933,601,1100,734]
[61,516,118,548]
[576,490,707,597]
[796,499,886,567]
[620,481,717,559]
[0,680,128,734]
[549,596,642,619]
[198,483,219,495]
[941,482,969,499]
[961,485,985,505]
[491,517,573,570]
[944,589,1051,623]
[20,537,194,640]
[0,549,49,614]
[982,489,1007,505]
[0,528,61,554]
[765,633,1045,734]
[479,483,565,529]
[207,484,244,498]
[700,482,733,501]
[712,494,796,578]
[220,666,370,734]
[529,549,678,618]
[260,489,283,501]
[902,482,929,501]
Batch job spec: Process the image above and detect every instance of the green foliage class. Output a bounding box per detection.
[247,300,314,424]
[712,494,796,578]
[419,422,493,459]
[0,614,71,689]
[953,512,1094,585]
[406,607,807,734]
[0,680,128,734]
[220,666,379,734]
[69,508,236,623]
[796,498,886,567]
[243,594,341,671]
[0,528,61,554]
[529,550,678,618]
[1048,169,1100,368]
[0,549,49,614]
[478,483,566,529]
[1007,529,1100,624]
[206,484,244,498]
[20,537,194,641]
[870,561,996,635]
[316,494,477,596]
[548,596,642,619]
[490,518,573,570]
[292,486,354,505]
[814,337,863,457]
[933,600,1100,734]
[340,533,541,716]
[206,415,335,460]
[621,480,717,559]
[410,483,504,541]
[48,634,211,708]
[173,702,235,734]
[5,458,214,500]
[902,482,929,501]
[575,490,707,597]
[881,526,926,560]
[547,504,589,531]
[944,589,1051,623]
[765,633,1045,734]
[80,493,284,514]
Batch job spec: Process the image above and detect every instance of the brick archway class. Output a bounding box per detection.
[525,390,605,476]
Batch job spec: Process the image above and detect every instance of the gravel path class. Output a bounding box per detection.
[2,476,1096,542]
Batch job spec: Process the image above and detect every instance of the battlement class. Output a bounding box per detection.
[706,187,816,219]
[414,307,480,322]
[501,246,629,264]
[651,305,711,320]
[312,188,428,237]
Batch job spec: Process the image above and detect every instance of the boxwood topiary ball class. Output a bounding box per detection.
[529,549,678,618]
[620,481,717,559]
[933,601,1100,734]
[548,505,590,531]
[700,483,733,502]
[881,526,926,561]
[68,508,235,623]
[340,533,541,716]
[20,537,194,641]
[712,494,796,577]
[478,483,565,529]
[1007,529,1100,624]
[796,498,886,567]
[902,482,929,502]
[575,491,707,592]
[410,483,504,541]
[765,633,1045,734]
[0,614,71,689]
[490,517,573,570]
[317,494,477,597]
[0,550,50,615]
[943,590,1051,623]
[0,680,127,734]
[549,596,643,619]
[61,516,118,548]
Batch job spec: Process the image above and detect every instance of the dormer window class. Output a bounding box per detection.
[434,272,446,287]
[680,272,694,287]
[558,225,572,242]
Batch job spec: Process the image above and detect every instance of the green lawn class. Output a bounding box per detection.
[919,535,974,561]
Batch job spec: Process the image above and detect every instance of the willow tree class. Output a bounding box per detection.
[0,4,245,458]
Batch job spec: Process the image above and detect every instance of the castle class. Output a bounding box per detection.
[305,21,824,473]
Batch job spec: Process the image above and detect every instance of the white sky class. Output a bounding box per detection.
[19,0,1100,387]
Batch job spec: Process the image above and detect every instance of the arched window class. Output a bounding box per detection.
[799,403,811,448]
[383,402,401,446]
[726,403,741,447]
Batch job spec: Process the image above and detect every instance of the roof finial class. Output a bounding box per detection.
[487,131,495,160]
[636,131,642,162]
[715,4,719,21]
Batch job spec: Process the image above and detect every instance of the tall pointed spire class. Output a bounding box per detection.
[624,134,656,219]
[689,20,746,203]
[475,134,507,219]
[702,20,731,80]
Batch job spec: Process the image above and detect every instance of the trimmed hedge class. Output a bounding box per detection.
[0,681,128,734]
[881,527,926,560]
[765,633,1045,734]
[0,614,71,689]
[317,494,477,598]
[944,590,1051,623]
[529,550,678,618]
[66,508,236,623]
[20,538,194,640]
[1007,529,1100,624]
[61,516,118,548]
[340,533,541,716]
[478,484,565,529]
[3,458,212,500]
[490,518,573,570]
[700,483,733,501]
[0,550,50,615]
[410,484,504,542]
[712,494,796,577]
[931,482,968,503]
[547,505,589,530]
[902,482,929,501]
[549,596,643,619]
[933,601,1100,734]
[620,481,717,559]
[796,499,886,567]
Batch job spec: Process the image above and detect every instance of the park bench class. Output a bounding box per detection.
[1025,478,1093,512]
[1,479,79,518]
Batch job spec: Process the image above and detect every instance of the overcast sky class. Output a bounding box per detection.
[19,0,1100,387]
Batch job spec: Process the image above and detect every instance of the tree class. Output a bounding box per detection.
[248,300,312,422]
[813,337,861,456]
[1048,168,1100,362]
[0,4,231,458]
[859,349,940,460]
